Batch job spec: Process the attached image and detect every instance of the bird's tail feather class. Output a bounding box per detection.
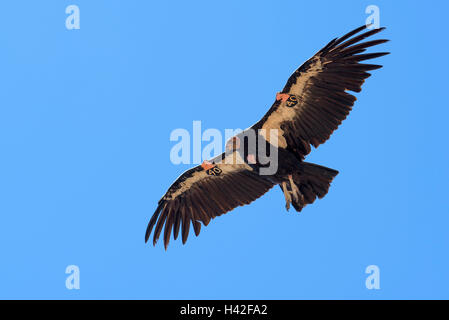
[287,162,339,212]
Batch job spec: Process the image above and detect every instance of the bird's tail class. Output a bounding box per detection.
[283,162,339,212]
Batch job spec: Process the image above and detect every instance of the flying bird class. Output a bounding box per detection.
[146,25,389,249]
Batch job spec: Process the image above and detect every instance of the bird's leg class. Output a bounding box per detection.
[288,174,303,203]
[281,181,291,211]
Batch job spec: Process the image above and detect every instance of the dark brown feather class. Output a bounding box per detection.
[153,204,169,246]
[254,25,388,160]
[163,208,174,250]
[173,200,182,241]
[181,204,190,245]
[145,202,164,243]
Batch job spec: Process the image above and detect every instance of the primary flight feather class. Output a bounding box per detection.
[146,25,389,249]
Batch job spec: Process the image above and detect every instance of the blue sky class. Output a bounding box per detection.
[0,1,448,299]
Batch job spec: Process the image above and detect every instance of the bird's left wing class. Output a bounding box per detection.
[255,25,389,160]
[145,151,275,249]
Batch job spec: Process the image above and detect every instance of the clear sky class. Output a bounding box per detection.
[0,1,448,299]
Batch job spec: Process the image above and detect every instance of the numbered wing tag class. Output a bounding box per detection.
[286,95,298,107]
[276,92,299,107]
[206,166,222,176]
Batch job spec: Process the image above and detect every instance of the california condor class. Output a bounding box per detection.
[146,25,389,249]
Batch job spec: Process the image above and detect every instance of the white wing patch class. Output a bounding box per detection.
[165,151,253,200]
[261,58,323,148]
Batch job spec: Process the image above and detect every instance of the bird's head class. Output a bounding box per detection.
[225,136,241,152]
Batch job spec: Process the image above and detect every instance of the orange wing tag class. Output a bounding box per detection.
[201,161,222,176]
[276,92,298,107]
[276,92,290,102]
[201,160,214,170]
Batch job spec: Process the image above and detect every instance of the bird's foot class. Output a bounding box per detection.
[281,181,291,211]
[288,174,304,204]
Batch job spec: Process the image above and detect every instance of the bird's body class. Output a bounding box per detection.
[146,25,389,249]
